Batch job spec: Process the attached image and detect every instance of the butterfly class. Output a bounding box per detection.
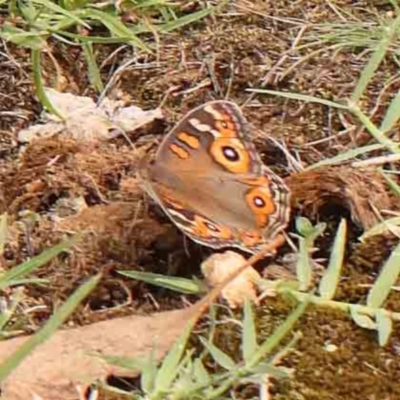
[138,100,290,253]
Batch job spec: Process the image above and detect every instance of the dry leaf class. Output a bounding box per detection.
[0,308,194,400]
[18,88,163,144]
[201,251,261,308]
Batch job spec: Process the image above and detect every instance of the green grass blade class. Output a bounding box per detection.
[351,14,400,104]
[360,216,400,241]
[119,270,202,294]
[380,91,400,133]
[319,219,347,300]
[0,288,23,331]
[0,24,46,49]
[376,310,392,347]
[153,324,192,394]
[367,240,400,308]
[305,143,384,170]
[349,106,400,154]
[381,171,400,197]
[248,299,309,367]
[296,238,313,291]
[193,358,210,386]
[31,0,91,29]
[160,6,216,32]
[82,42,104,92]
[31,49,64,119]
[199,337,236,370]
[0,213,8,257]
[141,351,158,395]
[0,274,100,382]
[247,89,348,110]
[242,299,258,363]
[82,9,150,51]
[0,237,76,290]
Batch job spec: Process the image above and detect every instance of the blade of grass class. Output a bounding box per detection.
[199,337,236,370]
[31,0,91,29]
[350,13,400,104]
[360,216,400,241]
[0,274,101,382]
[247,89,348,110]
[242,299,258,363]
[0,237,76,290]
[319,219,347,300]
[153,323,193,395]
[367,240,400,308]
[248,299,309,367]
[160,5,216,32]
[119,270,202,294]
[0,213,7,257]
[380,91,400,133]
[376,310,392,346]
[381,171,400,197]
[305,143,384,170]
[31,49,64,119]
[82,9,150,51]
[82,42,104,92]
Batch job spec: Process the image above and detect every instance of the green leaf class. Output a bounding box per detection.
[0,237,76,290]
[295,217,314,236]
[199,337,236,371]
[119,270,202,294]
[350,306,376,330]
[319,219,347,300]
[376,310,392,347]
[99,354,147,371]
[367,240,400,308]
[247,89,349,110]
[0,274,100,382]
[247,363,291,380]
[380,91,400,133]
[242,299,258,363]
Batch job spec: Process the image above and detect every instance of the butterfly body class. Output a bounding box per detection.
[139,101,290,253]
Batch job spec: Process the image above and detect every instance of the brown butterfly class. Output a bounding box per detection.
[138,101,290,253]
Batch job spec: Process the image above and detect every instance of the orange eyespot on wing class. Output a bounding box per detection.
[193,215,233,240]
[169,143,189,159]
[177,132,200,149]
[245,186,276,228]
[210,138,250,173]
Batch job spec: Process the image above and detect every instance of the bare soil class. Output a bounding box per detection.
[1,1,400,399]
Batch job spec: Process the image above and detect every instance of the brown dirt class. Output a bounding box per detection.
[1,1,400,399]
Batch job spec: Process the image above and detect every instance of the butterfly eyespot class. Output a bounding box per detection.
[220,121,228,129]
[222,146,240,162]
[205,222,220,232]
[253,196,266,208]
